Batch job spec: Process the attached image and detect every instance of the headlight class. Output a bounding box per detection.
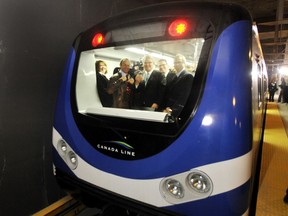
[57,140,67,156]
[187,172,212,193]
[163,179,184,199]
[66,151,78,170]
[160,170,213,204]
[56,139,78,170]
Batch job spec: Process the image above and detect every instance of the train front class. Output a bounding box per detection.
[52,2,256,215]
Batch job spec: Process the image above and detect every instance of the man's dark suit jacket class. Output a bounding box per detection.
[166,70,194,117]
[160,71,177,110]
[166,71,177,86]
[143,70,166,108]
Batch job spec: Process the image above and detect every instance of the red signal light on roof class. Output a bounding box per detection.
[92,33,104,47]
[168,20,188,37]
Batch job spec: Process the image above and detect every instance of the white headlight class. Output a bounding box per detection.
[55,138,79,171]
[164,179,184,199]
[57,140,67,156]
[66,151,78,170]
[160,170,213,204]
[187,172,212,193]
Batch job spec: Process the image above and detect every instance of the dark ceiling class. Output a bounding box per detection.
[205,0,288,76]
[228,0,288,76]
[141,0,288,76]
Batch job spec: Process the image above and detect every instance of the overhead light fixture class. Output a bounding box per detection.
[278,66,288,75]
[125,47,174,65]
[125,47,149,55]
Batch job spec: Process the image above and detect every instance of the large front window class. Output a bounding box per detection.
[75,38,204,123]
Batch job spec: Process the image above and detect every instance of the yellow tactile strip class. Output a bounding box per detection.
[32,195,85,216]
[256,102,288,216]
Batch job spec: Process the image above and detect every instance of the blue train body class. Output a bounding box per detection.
[53,2,267,215]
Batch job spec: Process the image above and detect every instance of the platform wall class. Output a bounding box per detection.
[0,0,161,215]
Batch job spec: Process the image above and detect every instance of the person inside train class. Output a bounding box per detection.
[95,60,113,107]
[130,71,145,109]
[158,59,177,110]
[131,61,143,73]
[163,54,194,117]
[113,66,120,74]
[142,54,166,111]
[107,58,134,108]
[268,79,278,102]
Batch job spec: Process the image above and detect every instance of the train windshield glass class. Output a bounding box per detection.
[75,38,204,122]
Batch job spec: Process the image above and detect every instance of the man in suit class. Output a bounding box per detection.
[107,58,134,108]
[164,54,194,117]
[142,55,166,110]
[158,59,177,110]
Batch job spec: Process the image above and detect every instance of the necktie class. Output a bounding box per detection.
[145,72,150,85]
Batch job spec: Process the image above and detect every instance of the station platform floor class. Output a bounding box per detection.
[255,102,288,216]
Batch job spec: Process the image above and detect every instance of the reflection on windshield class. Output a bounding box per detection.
[76,38,204,122]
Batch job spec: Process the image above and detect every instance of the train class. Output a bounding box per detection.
[52,1,268,215]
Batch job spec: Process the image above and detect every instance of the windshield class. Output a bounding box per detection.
[75,38,204,122]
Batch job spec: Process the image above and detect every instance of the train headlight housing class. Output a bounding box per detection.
[56,139,78,170]
[57,140,67,156]
[67,151,78,170]
[160,170,213,204]
[163,179,184,199]
[187,172,212,193]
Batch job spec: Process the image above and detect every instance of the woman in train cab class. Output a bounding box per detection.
[95,60,113,107]
[164,54,194,117]
[130,71,145,109]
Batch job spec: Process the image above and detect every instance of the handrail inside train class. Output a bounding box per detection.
[84,107,169,122]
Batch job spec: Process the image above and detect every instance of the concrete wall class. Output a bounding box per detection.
[0,0,167,214]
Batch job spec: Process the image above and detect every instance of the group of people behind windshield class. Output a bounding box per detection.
[95,54,194,117]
